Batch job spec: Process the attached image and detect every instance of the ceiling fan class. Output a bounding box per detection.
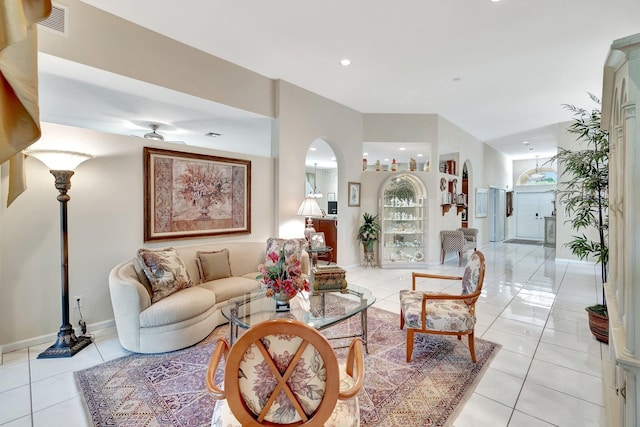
[136,123,185,144]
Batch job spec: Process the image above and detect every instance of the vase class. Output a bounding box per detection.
[362,241,375,267]
[195,196,212,219]
[586,307,608,344]
[273,291,294,311]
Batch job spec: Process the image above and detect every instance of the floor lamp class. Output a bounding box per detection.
[27,150,94,359]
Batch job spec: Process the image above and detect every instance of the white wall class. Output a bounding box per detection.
[274,81,364,266]
[0,123,275,345]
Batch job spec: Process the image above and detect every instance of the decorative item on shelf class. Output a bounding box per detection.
[258,249,310,311]
[357,212,380,268]
[391,158,398,171]
[424,161,430,172]
[25,150,94,359]
[375,160,381,171]
[409,158,416,171]
[362,158,367,171]
[446,160,456,175]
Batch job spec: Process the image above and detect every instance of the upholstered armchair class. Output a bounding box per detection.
[458,227,478,248]
[399,251,486,362]
[206,318,364,427]
[440,228,478,266]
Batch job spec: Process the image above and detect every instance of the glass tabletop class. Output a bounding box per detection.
[221,284,376,331]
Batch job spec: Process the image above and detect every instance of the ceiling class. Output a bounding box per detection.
[38,0,640,168]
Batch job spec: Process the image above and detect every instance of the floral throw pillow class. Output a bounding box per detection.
[137,248,193,303]
[264,238,306,267]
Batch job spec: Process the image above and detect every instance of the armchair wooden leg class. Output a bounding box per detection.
[400,309,405,329]
[468,331,476,363]
[441,249,445,264]
[406,329,414,362]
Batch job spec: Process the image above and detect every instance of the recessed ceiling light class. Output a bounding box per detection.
[363,152,368,156]
[309,147,317,151]
[384,158,389,162]
[399,147,406,151]
[340,58,351,66]
[490,0,501,2]
[417,154,423,157]
[522,141,530,145]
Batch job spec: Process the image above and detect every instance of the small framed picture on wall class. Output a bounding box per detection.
[348,182,361,207]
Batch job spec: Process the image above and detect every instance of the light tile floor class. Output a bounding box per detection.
[0,241,605,426]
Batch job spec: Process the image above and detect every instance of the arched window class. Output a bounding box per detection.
[517,167,557,186]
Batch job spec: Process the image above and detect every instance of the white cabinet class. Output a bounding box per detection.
[380,174,428,267]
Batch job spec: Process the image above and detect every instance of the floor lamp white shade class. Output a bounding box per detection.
[26,149,93,170]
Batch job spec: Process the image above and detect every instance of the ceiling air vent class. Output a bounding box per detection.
[38,3,68,36]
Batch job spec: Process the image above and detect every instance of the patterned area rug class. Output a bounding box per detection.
[76,307,499,426]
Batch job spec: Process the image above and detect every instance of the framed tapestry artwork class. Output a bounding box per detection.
[144,147,251,241]
[476,187,488,218]
[348,181,361,207]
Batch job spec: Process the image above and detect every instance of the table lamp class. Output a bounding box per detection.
[297,197,322,241]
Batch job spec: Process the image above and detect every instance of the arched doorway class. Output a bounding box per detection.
[305,139,339,262]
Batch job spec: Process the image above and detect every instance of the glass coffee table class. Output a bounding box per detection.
[221,285,375,352]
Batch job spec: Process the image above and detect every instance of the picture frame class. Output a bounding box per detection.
[348,181,361,207]
[476,187,488,218]
[144,147,251,241]
[310,232,326,249]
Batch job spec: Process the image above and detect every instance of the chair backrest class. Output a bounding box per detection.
[461,251,486,295]
[441,230,466,251]
[222,318,340,426]
[458,227,478,242]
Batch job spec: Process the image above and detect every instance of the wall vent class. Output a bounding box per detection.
[38,3,68,36]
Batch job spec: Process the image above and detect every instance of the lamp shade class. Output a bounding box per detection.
[26,150,93,171]
[297,197,322,217]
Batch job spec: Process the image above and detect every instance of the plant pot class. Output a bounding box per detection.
[586,306,608,344]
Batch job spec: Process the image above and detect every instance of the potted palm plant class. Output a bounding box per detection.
[549,93,609,343]
[357,212,381,265]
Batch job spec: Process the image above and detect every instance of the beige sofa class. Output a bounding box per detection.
[108,241,309,353]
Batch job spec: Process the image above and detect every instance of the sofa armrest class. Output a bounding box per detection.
[108,260,152,352]
[301,249,310,276]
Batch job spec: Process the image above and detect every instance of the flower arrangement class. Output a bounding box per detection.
[177,164,231,205]
[258,249,310,300]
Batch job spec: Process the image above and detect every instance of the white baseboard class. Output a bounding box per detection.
[1,319,115,355]
[554,257,596,265]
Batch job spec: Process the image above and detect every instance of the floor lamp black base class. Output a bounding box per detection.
[37,326,92,359]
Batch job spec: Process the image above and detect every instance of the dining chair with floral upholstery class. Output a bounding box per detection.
[400,251,486,363]
[206,318,364,427]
